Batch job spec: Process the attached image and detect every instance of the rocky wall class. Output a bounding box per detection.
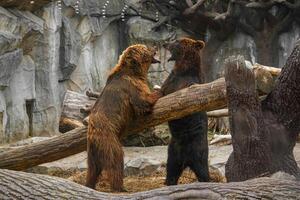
[0,2,122,143]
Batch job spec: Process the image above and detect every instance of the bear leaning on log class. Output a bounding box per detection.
[86,44,161,191]
[161,38,209,185]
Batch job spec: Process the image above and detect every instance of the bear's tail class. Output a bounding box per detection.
[86,123,124,191]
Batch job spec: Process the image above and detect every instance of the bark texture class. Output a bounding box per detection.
[0,169,299,200]
[225,43,300,182]
[224,55,273,181]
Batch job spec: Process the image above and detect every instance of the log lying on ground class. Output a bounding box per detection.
[61,90,95,121]
[0,78,227,170]
[0,128,87,170]
[0,169,299,200]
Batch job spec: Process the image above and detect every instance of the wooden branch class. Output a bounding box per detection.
[0,169,300,199]
[183,0,206,16]
[214,0,234,21]
[210,134,232,145]
[246,1,277,9]
[185,0,194,7]
[207,109,228,118]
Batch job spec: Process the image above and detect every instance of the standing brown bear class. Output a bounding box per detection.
[86,44,161,191]
[161,38,209,185]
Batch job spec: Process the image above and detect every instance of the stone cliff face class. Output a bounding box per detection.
[0,0,299,143]
[0,2,122,143]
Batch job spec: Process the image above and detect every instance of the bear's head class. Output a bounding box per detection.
[163,38,205,73]
[109,44,160,79]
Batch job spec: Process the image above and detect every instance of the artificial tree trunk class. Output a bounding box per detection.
[225,42,300,181]
[0,169,299,200]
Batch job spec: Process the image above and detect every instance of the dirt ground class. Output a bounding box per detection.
[52,168,226,194]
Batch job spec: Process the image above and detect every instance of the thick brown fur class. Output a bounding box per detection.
[86,44,161,191]
[161,38,209,185]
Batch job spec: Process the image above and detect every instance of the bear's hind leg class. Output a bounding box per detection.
[86,142,103,189]
[109,151,125,192]
[165,141,185,185]
[189,143,209,182]
[190,160,209,182]
[109,158,126,192]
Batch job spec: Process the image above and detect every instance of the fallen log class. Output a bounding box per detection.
[0,78,228,170]
[61,90,94,121]
[0,169,299,199]
[0,127,87,170]
[60,63,281,124]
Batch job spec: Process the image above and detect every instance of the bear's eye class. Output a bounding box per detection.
[141,53,151,62]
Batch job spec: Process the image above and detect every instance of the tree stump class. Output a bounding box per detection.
[225,42,300,182]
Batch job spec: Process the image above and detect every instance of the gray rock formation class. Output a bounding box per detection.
[0,2,121,143]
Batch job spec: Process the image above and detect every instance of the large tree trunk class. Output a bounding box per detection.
[225,43,300,181]
[224,55,273,181]
[0,169,299,200]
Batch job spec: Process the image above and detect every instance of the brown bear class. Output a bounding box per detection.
[161,38,209,185]
[86,44,161,191]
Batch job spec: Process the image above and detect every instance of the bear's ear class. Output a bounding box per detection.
[195,40,205,50]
